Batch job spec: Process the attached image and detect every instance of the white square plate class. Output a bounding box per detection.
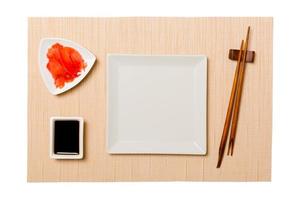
[106,54,207,155]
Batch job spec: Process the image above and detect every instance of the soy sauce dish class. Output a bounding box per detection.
[50,117,84,159]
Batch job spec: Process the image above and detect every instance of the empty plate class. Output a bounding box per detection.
[106,54,207,155]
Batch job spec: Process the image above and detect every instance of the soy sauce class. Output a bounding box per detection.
[54,120,79,154]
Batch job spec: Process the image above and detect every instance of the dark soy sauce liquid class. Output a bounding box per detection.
[54,120,80,154]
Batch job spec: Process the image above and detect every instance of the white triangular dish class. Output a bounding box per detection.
[39,38,96,95]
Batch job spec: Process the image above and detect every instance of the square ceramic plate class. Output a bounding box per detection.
[106,54,207,155]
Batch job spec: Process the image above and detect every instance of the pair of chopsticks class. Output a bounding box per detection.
[217,26,251,168]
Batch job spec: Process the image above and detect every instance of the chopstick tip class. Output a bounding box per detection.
[216,156,223,168]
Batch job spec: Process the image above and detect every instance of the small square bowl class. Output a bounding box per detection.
[50,117,84,159]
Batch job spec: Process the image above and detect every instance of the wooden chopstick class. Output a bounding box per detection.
[216,40,244,168]
[227,26,251,156]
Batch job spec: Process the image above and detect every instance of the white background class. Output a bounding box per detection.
[0,0,299,199]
